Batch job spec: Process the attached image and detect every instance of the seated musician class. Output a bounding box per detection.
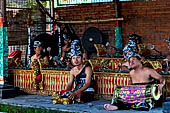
[104,52,165,111]
[31,41,49,89]
[31,41,48,62]
[60,34,71,62]
[61,40,95,103]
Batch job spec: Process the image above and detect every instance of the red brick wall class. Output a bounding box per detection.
[55,1,170,55]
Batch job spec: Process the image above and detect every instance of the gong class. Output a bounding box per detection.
[82,27,103,52]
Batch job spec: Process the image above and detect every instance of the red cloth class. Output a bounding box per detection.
[8,50,22,60]
[99,51,107,56]
[0,17,3,27]
[35,74,42,84]
[155,68,162,72]
[61,89,70,95]
[93,66,101,70]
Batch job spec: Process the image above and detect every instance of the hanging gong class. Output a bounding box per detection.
[82,27,103,52]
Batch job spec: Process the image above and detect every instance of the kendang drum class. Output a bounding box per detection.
[113,84,161,109]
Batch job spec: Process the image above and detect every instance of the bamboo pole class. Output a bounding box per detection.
[56,17,124,24]
[1,0,6,18]
[115,0,120,18]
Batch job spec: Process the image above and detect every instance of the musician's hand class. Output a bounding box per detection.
[158,84,164,95]
[68,92,77,100]
[66,48,71,51]
[60,57,64,61]
[49,56,53,60]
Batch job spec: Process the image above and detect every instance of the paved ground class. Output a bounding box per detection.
[0,94,164,113]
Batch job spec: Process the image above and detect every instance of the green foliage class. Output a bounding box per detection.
[0,104,8,112]
[6,0,47,9]
[26,0,47,9]
[0,104,76,113]
[26,0,37,9]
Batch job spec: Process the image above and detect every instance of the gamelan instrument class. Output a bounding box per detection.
[114,84,161,104]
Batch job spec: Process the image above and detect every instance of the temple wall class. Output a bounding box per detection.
[55,1,170,55]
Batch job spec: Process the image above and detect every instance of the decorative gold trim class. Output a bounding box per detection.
[8,69,170,100]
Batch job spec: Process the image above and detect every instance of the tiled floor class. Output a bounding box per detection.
[0,95,163,113]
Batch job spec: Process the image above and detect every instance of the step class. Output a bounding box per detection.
[0,84,20,99]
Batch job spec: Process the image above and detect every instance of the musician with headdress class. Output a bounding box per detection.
[31,41,49,89]
[60,33,71,62]
[120,39,138,71]
[31,41,48,62]
[104,52,165,110]
[54,40,95,103]
[120,34,151,71]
